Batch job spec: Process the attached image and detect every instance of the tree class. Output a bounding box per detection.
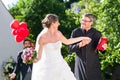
[66,0,120,79]
[92,1,120,79]
[9,0,76,58]
[9,0,33,20]
[23,0,68,40]
[24,0,77,68]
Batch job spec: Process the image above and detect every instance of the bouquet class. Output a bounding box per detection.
[22,47,37,64]
[96,37,108,51]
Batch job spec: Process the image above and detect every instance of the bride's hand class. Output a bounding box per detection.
[82,37,91,41]
[33,58,40,63]
[79,37,91,47]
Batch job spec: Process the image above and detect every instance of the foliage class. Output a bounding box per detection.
[2,57,16,80]
[23,0,67,40]
[9,0,77,40]
[9,0,76,69]
[9,0,33,20]
[65,0,120,79]
[9,0,120,79]
[95,1,120,79]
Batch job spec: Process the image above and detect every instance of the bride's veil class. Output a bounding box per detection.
[35,28,48,53]
[32,28,48,79]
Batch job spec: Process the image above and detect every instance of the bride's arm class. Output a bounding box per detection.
[58,31,91,45]
[34,37,44,62]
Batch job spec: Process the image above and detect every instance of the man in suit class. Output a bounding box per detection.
[9,39,33,80]
[68,13,107,80]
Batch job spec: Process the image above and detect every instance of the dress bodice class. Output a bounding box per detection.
[32,40,76,80]
[40,41,63,64]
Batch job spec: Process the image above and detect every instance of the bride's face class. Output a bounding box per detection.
[52,21,60,30]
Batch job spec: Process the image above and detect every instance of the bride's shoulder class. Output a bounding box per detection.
[41,32,47,38]
[38,33,47,44]
[56,30,62,36]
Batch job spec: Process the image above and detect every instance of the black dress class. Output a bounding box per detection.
[68,28,102,80]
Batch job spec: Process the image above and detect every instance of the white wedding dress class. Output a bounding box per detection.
[31,40,76,80]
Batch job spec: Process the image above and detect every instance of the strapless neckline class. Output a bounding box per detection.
[46,40,61,44]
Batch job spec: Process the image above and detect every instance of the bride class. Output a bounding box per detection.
[31,14,91,80]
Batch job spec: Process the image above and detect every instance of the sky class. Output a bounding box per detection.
[1,0,18,9]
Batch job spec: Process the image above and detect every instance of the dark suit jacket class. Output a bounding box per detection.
[13,51,33,80]
[68,28,102,80]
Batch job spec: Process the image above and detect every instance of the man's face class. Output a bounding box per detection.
[81,16,93,30]
[23,41,31,48]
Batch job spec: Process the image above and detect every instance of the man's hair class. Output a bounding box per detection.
[23,38,31,44]
[83,13,94,22]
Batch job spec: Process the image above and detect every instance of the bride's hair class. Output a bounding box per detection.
[42,14,58,28]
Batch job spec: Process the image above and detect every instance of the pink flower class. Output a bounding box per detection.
[21,47,37,64]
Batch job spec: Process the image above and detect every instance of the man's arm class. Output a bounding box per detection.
[13,52,22,74]
[68,29,82,52]
[9,52,22,79]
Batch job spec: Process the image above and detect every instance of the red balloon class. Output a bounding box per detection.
[15,35,24,42]
[11,29,18,35]
[10,20,30,43]
[16,28,29,38]
[19,22,27,29]
[17,27,26,36]
[10,19,20,29]
[23,29,29,37]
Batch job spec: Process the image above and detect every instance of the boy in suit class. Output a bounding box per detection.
[9,39,33,80]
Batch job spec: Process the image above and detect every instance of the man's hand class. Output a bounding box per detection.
[9,73,16,79]
[79,38,91,48]
[102,43,107,50]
